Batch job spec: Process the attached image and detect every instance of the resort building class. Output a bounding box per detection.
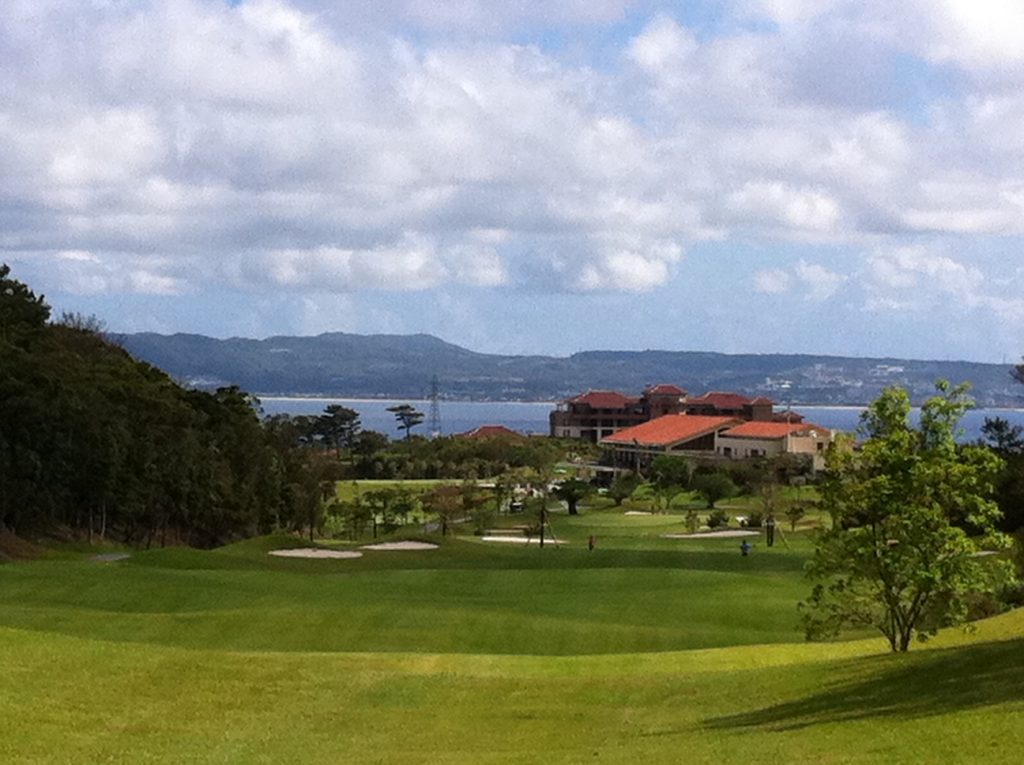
[550,383,795,442]
[599,415,743,469]
[715,421,832,469]
[599,415,832,471]
[548,386,686,442]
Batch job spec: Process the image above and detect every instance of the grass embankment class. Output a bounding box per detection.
[1,504,1021,763]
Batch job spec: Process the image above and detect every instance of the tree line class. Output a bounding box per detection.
[0,265,330,547]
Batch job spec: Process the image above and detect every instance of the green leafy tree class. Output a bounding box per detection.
[980,417,1024,455]
[649,455,691,511]
[552,478,592,516]
[422,484,462,536]
[0,263,50,348]
[607,473,640,507]
[387,404,424,440]
[785,503,806,532]
[691,472,738,509]
[363,488,414,535]
[317,405,361,461]
[802,382,1013,652]
[354,430,389,456]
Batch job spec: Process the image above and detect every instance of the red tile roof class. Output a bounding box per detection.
[685,392,752,409]
[569,390,638,409]
[720,422,830,440]
[645,383,687,396]
[456,424,524,440]
[772,410,805,423]
[749,396,775,405]
[601,415,741,447]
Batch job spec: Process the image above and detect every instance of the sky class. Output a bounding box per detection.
[4,0,1024,362]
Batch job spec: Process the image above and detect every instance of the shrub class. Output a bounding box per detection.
[471,505,496,536]
[685,508,701,534]
[706,509,729,529]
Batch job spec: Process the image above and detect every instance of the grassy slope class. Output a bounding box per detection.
[1,506,1021,764]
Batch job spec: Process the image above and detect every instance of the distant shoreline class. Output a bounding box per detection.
[260,395,559,406]
[258,396,1023,412]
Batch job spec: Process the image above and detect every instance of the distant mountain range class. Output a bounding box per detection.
[116,331,1023,407]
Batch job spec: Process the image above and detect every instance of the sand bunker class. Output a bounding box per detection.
[662,530,760,539]
[360,541,439,551]
[481,536,567,545]
[268,548,363,559]
[90,553,131,562]
[623,511,652,516]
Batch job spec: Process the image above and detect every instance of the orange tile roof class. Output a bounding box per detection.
[569,390,638,409]
[645,383,687,396]
[601,415,741,447]
[685,391,752,409]
[721,422,830,440]
[456,424,524,440]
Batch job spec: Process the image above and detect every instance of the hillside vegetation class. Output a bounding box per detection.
[119,330,1020,405]
[0,265,325,546]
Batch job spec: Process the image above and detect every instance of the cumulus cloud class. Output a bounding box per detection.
[2,0,1024,315]
[626,13,698,74]
[864,246,1024,326]
[45,250,184,296]
[753,260,846,301]
[727,183,842,233]
[866,247,984,305]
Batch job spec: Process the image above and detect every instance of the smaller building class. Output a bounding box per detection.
[716,421,831,469]
[600,414,742,470]
[455,424,525,440]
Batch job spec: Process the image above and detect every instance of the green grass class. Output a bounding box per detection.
[1,505,1021,763]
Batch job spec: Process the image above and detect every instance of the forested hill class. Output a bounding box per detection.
[118,332,1021,407]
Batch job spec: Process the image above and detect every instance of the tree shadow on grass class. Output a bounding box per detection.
[705,637,1024,732]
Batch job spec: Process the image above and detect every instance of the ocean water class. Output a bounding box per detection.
[259,397,1024,442]
[259,398,556,438]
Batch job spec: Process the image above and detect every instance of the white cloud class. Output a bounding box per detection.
[753,260,846,301]
[2,0,1024,317]
[868,247,984,298]
[727,183,842,233]
[862,246,1024,328]
[918,0,1024,69]
[575,238,683,292]
[627,14,698,74]
[44,250,184,295]
[754,268,792,294]
[795,260,845,301]
[266,236,443,291]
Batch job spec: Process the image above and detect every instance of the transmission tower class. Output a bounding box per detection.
[427,374,443,437]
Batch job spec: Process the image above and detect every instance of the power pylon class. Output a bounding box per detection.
[427,374,442,438]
